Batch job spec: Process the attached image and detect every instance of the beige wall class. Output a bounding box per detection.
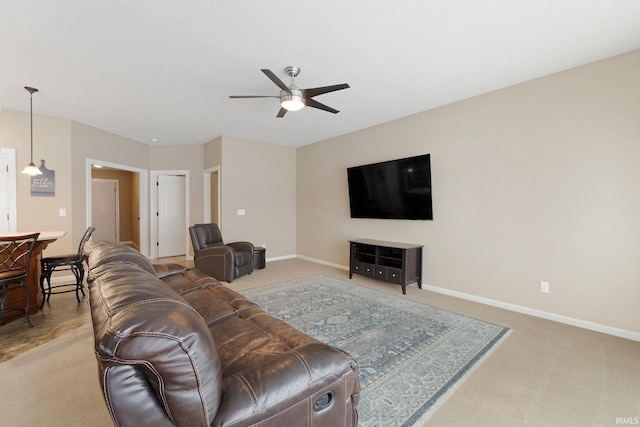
[219,136,296,258]
[204,136,222,169]
[1,114,297,260]
[70,121,151,254]
[201,135,296,258]
[150,144,205,230]
[0,110,74,254]
[297,50,640,334]
[2,50,637,335]
[70,126,208,256]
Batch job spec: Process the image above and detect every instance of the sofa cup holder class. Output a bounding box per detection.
[313,392,333,412]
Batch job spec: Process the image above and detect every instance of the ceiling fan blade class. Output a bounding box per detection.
[261,69,290,93]
[302,83,350,98]
[229,95,279,98]
[277,107,288,118]
[306,98,339,114]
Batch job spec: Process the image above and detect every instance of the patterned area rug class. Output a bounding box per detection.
[242,275,510,427]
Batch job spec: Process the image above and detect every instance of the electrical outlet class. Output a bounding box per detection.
[262,243,267,248]
[540,281,550,293]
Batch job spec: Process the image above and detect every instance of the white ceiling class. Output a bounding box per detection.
[1,1,639,148]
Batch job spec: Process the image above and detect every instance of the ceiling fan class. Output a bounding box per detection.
[229,66,350,118]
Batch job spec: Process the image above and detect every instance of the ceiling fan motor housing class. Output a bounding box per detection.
[280,88,305,111]
[285,66,301,77]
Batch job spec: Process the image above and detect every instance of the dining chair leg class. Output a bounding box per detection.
[0,287,6,325]
[23,283,33,328]
[71,265,83,303]
[39,267,52,308]
[0,283,33,327]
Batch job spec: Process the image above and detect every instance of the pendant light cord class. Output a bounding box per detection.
[29,90,34,163]
[21,86,42,175]
[24,86,39,164]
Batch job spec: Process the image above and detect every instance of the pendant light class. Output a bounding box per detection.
[21,86,43,176]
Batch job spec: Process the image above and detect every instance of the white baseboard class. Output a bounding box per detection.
[297,256,640,342]
[422,284,640,342]
[266,254,297,263]
[296,255,349,271]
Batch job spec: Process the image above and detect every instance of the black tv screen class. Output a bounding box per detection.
[347,154,433,220]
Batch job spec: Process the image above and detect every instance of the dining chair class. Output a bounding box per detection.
[39,226,95,307]
[0,232,40,327]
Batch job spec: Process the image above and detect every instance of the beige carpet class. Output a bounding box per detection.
[2,258,639,426]
[0,322,111,427]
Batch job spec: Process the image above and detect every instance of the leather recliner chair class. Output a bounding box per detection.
[189,223,254,282]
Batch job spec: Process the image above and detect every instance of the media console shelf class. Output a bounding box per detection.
[349,239,423,294]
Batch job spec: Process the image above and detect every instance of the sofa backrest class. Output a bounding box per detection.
[84,240,157,275]
[189,223,224,253]
[86,242,222,426]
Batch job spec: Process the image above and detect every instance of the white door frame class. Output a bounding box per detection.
[203,166,221,225]
[150,170,190,260]
[86,158,149,257]
[0,147,17,233]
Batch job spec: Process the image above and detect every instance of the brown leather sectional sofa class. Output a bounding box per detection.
[84,241,360,427]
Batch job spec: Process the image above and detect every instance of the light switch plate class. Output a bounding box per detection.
[540,281,550,293]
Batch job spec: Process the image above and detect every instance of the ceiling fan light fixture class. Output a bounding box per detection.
[280,93,305,111]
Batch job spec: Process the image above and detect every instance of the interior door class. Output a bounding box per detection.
[157,174,186,257]
[92,179,118,241]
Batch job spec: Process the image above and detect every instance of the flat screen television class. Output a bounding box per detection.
[347,154,433,220]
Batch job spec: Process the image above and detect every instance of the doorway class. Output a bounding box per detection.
[0,148,17,233]
[91,179,119,241]
[157,174,186,257]
[210,170,219,225]
[151,170,189,259]
[204,166,221,225]
[86,159,149,256]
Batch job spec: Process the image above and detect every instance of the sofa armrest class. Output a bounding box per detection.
[193,245,235,282]
[152,262,187,279]
[214,342,360,427]
[227,241,254,256]
[88,261,224,427]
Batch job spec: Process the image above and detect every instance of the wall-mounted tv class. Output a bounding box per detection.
[347,154,433,220]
